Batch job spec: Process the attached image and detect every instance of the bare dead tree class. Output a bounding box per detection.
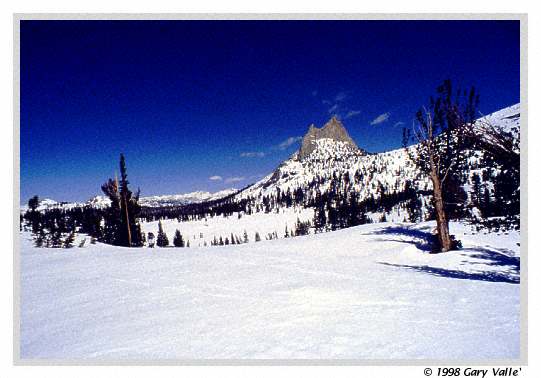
[403,80,478,252]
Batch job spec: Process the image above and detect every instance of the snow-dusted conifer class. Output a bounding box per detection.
[156,221,169,247]
[173,229,184,247]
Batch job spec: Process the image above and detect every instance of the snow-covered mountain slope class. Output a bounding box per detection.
[20,220,519,359]
[478,103,520,136]
[234,104,519,214]
[139,189,237,207]
[137,104,519,245]
[240,137,429,203]
[474,104,520,156]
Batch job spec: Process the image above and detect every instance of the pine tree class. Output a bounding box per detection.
[493,168,519,220]
[140,229,146,246]
[327,202,339,231]
[173,229,184,247]
[101,178,122,245]
[295,217,310,236]
[471,173,484,213]
[313,202,327,233]
[101,154,142,247]
[34,229,45,247]
[406,195,423,223]
[50,229,63,248]
[481,186,492,218]
[156,221,169,247]
[132,223,144,247]
[28,195,39,212]
[118,154,132,246]
[119,154,143,247]
[26,195,41,235]
[147,232,155,248]
[64,231,76,248]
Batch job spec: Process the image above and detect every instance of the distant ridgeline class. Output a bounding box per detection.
[21,104,520,246]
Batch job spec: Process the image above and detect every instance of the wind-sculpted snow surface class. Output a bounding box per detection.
[20,221,520,359]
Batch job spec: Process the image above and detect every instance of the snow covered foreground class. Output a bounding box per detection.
[20,221,520,360]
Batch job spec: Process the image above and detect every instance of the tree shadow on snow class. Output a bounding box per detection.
[459,247,520,283]
[379,262,519,284]
[370,225,520,284]
[368,224,436,252]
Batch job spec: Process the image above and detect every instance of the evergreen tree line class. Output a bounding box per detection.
[22,201,78,248]
[22,122,519,249]
[139,196,250,222]
[206,217,311,246]
[23,161,517,249]
[25,154,146,248]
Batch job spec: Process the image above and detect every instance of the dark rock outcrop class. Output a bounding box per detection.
[298,116,359,159]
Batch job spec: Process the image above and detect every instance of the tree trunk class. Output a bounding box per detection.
[122,195,132,247]
[430,172,452,252]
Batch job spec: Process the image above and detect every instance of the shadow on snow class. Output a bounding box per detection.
[368,224,436,252]
[368,224,520,284]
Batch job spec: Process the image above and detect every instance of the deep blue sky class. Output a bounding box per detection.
[21,20,520,202]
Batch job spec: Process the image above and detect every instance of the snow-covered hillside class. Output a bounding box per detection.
[138,104,519,244]
[139,188,237,207]
[478,103,520,136]
[20,220,520,359]
[237,104,520,207]
[238,137,430,210]
[142,206,315,247]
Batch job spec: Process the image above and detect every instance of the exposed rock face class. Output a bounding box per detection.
[298,116,360,160]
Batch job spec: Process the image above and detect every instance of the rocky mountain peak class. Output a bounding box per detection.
[298,117,360,160]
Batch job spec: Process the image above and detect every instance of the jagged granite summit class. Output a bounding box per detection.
[298,116,360,160]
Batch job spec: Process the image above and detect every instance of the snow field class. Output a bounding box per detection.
[141,206,315,247]
[20,221,520,359]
